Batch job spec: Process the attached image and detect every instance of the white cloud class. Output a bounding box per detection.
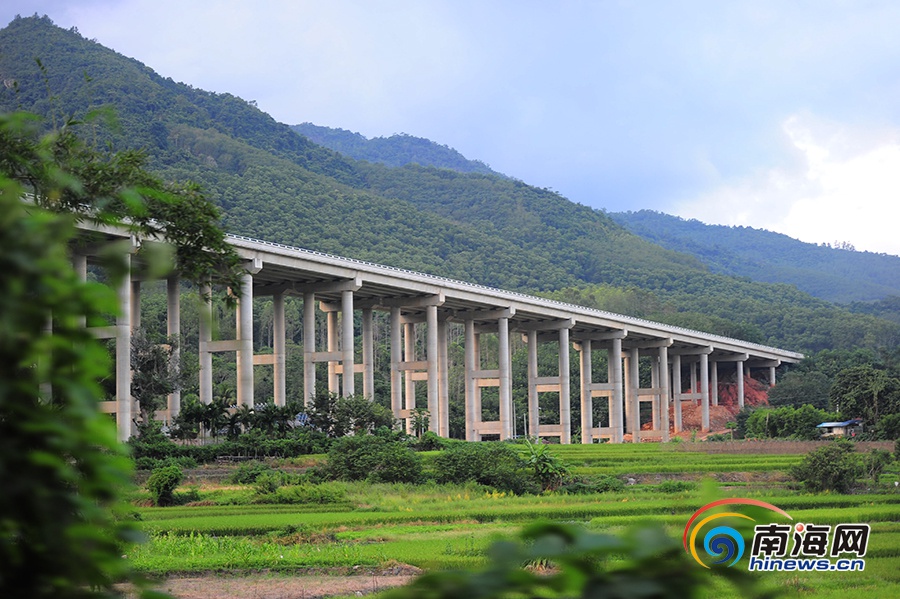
[673,114,900,257]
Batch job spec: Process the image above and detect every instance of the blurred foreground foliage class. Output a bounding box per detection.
[386,521,776,599]
[0,107,241,596]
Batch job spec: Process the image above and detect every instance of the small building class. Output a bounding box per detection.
[816,418,864,438]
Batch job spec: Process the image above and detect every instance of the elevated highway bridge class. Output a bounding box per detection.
[76,226,803,443]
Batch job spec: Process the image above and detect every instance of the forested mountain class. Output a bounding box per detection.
[611,210,900,304]
[2,15,898,354]
[292,123,500,176]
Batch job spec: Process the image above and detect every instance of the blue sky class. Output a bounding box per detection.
[4,1,900,255]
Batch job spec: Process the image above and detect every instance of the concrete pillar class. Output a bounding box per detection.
[199,282,213,406]
[737,361,745,409]
[700,352,710,432]
[690,361,698,397]
[650,356,660,430]
[362,308,374,400]
[438,315,450,437]
[559,327,571,444]
[627,347,640,443]
[236,271,254,408]
[327,311,338,394]
[579,339,593,444]
[166,276,181,419]
[404,322,415,434]
[769,365,777,388]
[303,292,316,406]
[73,253,87,329]
[498,316,512,440]
[527,330,539,438]
[610,337,624,443]
[130,279,141,331]
[341,290,355,397]
[711,361,719,406]
[273,292,286,406]
[464,319,477,441]
[390,307,402,418]
[116,254,132,442]
[473,332,482,441]
[659,345,670,442]
[673,354,682,433]
[426,305,439,432]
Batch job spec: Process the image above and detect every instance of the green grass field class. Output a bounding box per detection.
[127,442,900,598]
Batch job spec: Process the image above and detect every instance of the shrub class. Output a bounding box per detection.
[147,464,184,506]
[556,475,624,494]
[790,438,861,493]
[228,461,273,484]
[413,430,446,451]
[326,436,423,484]
[862,449,893,484]
[657,480,697,493]
[253,468,296,495]
[269,483,348,505]
[876,413,900,440]
[433,442,536,495]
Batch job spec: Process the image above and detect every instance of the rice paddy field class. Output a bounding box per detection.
[127,442,900,598]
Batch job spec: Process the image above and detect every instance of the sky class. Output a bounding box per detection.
[4,1,900,256]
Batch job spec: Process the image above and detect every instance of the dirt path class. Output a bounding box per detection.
[145,573,415,599]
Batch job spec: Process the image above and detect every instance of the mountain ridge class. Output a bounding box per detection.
[610,210,900,304]
[2,14,898,353]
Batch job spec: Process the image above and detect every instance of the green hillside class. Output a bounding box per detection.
[611,210,900,303]
[2,15,897,353]
[293,123,500,176]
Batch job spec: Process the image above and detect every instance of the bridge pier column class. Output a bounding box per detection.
[579,339,593,444]
[672,354,682,433]
[700,352,710,432]
[426,305,439,432]
[769,365,777,387]
[659,345,670,442]
[341,290,355,397]
[527,330,539,438]
[303,292,316,406]
[626,348,640,443]
[404,322,416,434]
[362,307,374,400]
[498,316,513,440]
[610,336,624,443]
[464,319,477,441]
[558,327,571,444]
[438,314,450,437]
[737,360,745,409]
[327,311,339,394]
[710,360,718,406]
[389,307,402,418]
[166,276,181,420]
[199,282,213,406]
[651,356,660,431]
[236,270,255,408]
[131,279,141,331]
[116,253,133,442]
[273,291,286,406]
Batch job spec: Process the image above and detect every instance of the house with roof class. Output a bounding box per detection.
[816,418,864,438]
